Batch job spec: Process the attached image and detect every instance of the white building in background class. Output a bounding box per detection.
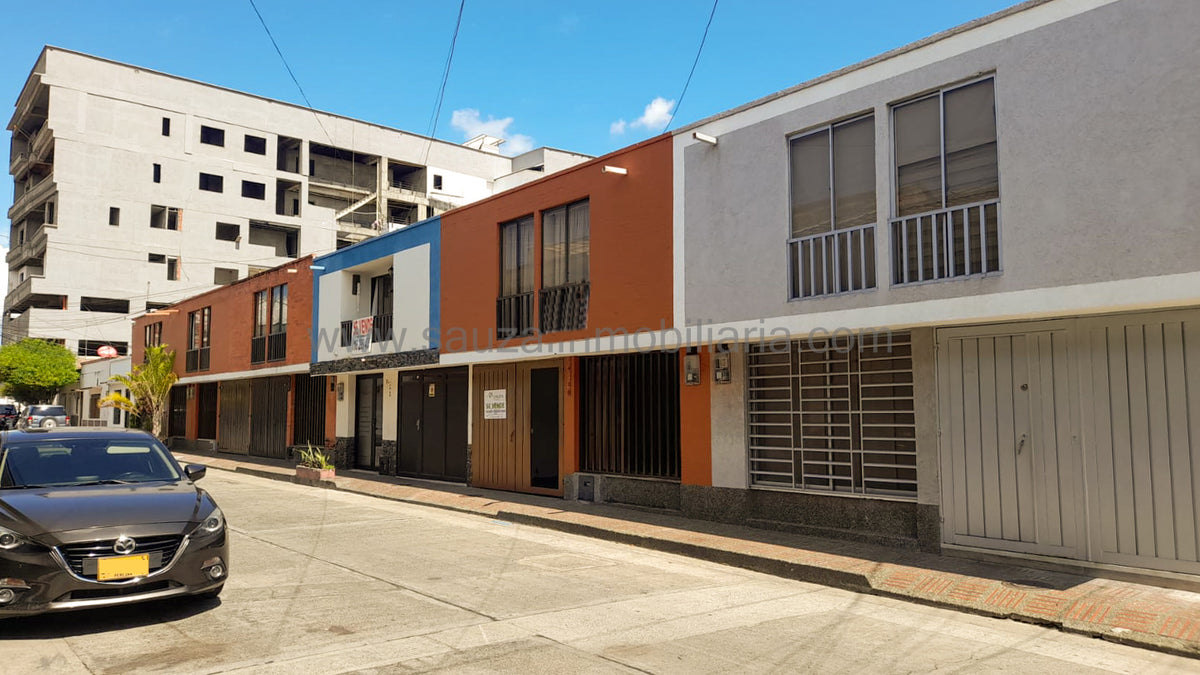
[5,47,589,356]
[68,355,131,427]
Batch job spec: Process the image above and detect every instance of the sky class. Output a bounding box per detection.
[0,0,1020,254]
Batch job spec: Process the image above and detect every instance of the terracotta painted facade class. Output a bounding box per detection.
[440,135,674,352]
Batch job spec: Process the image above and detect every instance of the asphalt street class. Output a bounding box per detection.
[2,469,1195,674]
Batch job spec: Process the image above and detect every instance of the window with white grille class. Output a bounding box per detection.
[747,332,916,497]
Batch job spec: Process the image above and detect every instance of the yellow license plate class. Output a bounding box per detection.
[96,554,150,581]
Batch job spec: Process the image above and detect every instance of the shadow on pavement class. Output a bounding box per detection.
[0,596,220,639]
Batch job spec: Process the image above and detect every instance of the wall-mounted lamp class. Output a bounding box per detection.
[601,165,627,175]
[287,268,299,274]
[692,131,718,146]
[8,312,20,320]
[309,265,326,271]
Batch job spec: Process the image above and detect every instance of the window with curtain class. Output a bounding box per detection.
[540,199,590,332]
[271,284,288,334]
[253,290,269,339]
[498,216,535,337]
[788,114,877,299]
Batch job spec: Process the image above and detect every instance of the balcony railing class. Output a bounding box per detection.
[338,316,392,350]
[788,224,876,299]
[250,331,288,364]
[185,347,210,372]
[497,293,535,340]
[539,282,590,333]
[890,199,1000,286]
[388,177,426,194]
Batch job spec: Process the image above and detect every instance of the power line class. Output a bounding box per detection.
[247,0,332,143]
[666,0,720,131]
[422,0,467,165]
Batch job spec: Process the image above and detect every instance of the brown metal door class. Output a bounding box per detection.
[218,381,251,454]
[292,374,327,447]
[250,376,290,459]
[197,383,218,440]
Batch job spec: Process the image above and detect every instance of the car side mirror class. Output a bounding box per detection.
[184,464,207,482]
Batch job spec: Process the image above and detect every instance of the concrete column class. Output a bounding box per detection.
[382,370,398,441]
[376,158,388,227]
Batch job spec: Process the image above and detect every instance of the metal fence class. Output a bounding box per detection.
[788,224,876,299]
[889,198,1000,285]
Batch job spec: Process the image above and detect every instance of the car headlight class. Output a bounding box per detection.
[196,507,224,536]
[0,525,28,550]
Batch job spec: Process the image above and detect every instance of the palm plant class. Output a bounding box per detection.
[100,345,178,439]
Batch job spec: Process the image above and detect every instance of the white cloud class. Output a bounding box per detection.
[610,96,675,136]
[632,96,675,130]
[450,108,534,156]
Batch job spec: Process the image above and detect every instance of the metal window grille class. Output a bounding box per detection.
[496,293,534,339]
[580,351,680,479]
[539,282,589,333]
[789,224,876,299]
[747,332,916,497]
[890,199,1000,285]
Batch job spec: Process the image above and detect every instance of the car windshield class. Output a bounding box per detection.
[0,438,181,488]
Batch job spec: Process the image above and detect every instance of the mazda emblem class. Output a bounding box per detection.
[113,535,137,555]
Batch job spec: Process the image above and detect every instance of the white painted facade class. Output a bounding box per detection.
[4,47,588,357]
[67,355,130,427]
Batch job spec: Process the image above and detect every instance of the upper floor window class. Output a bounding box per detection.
[244,134,267,155]
[497,215,534,339]
[788,114,877,298]
[252,284,287,363]
[162,117,171,136]
[540,199,590,332]
[198,173,224,193]
[144,321,162,348]
[150,205,180,230]
[891,77,999,284]
[186,307,211,372]
[200,125,225,147]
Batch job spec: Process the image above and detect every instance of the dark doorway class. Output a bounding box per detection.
[250,376,289,459]
[396,368,468,481]
[580,351,680,479]
[197,382,218,439]
[355,374,383,469]
[218,381,251,454]
[168,386,188,438]
[292,374,327,446]
[529,367,559,489]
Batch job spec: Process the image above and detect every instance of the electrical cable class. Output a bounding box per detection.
[421,0,467,165]
[665,0,720,131]
[247,0,332,143]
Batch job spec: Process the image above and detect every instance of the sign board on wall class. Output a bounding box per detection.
[483,389,507,419]
[351,316,374,353]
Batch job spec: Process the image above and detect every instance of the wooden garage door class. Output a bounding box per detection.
[1081,313,1200,574]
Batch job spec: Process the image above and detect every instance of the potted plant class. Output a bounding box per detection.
[295,444,336,483]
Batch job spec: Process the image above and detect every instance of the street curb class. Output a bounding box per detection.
[194,459,1200,660]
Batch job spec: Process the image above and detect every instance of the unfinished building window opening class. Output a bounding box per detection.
[540,199,590,333]
[150,205,180,230]
[275,179,301,216]
[198,173,224,193]
[148,253,166,264]
[109,207,120,226]
[276,136,301,172]
[580,351,681,479]
[433,174,443,191]
[242,180,266,200]
[80,297,129,314]
[248,221,299,258]
[146,302,171,312]
[214,267,238,285]
[308,142,377,191]
[387,201,418,229]
[167,257,179,281]
[215,222,240,242]
[77,340,128,358]
[497,215,535,339]
[161,117,171,136]
[153,163,161,183]
[199,125,225,147]
[244,134,267,155]
[388,162,426,193]
[747,332,917,497]
[45,201,54,225]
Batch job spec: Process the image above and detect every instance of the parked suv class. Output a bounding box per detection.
[21,405,70,429]
[0,405,17,430]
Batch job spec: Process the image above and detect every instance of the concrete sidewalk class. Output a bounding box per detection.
[173,450,1200,659]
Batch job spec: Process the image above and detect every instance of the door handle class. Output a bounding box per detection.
[416,418,421,432]
[1017,434,1027,455]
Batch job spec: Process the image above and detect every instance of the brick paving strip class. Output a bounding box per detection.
[174,451,1200,659]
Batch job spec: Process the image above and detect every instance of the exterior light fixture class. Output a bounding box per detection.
[601,165,627,175]
[287,268,299,274]
[693,131,718,146]
[309,265,326,271]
